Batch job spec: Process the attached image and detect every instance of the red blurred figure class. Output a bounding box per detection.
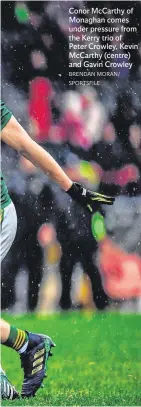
[98,238,141,299]
[28,77,53,142]
[116,164,140,187]
[51,89,106,149]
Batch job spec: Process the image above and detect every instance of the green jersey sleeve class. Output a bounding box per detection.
[0,100,12,130]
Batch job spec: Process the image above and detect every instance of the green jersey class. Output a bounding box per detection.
[1,100,12,209]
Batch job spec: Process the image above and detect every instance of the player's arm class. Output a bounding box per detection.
[1,115,115,211]
[1,116,72,191]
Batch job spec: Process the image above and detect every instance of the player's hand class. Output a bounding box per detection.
[67,182,115,213]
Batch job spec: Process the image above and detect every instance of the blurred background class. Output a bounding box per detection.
[1,0,141,315]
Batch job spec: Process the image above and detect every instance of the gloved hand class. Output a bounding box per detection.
[67,182,115,213]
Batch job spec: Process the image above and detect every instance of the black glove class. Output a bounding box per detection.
[67,182,115,213]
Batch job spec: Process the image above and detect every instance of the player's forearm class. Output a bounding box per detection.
[22,142,72,191]
[1,116,72,191]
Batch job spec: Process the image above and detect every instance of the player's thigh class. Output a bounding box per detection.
[0,202,17,262]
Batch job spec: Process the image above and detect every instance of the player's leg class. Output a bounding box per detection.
[0,318,55,397]
[1,192,27,310]
[0,202,55,398]
[0,202,19,399]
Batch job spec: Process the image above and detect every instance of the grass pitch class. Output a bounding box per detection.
[1,312,141,406]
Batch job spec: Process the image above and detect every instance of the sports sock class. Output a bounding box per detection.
[3,326,29,354]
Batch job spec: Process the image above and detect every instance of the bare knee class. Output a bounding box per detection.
[0,319,10,343]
